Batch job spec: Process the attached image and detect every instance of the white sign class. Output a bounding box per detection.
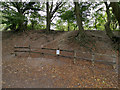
[56,50,60,55]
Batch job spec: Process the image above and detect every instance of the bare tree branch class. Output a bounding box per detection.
[51,2,65,18]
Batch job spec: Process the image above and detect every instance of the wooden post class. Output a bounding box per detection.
[74,50,76,64]
[92,53,95,66]
[29,45,31,57]
[14,45,17,56]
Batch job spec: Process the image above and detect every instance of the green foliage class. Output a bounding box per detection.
[1,2,119,32]
[59,10,75,31]
[84,2,106,30]
[60,10,75,23]
[79,2,92,23]
[55,19,65,31]
[30,11,40,29]
[29,10,45,30]
[0,11,6,31]
[27,23,46,30]
[57,3,76,31]
[109,8,119,30]
[2,11,27,31]
[93,13,106,30]
[55,19,78,31]
[1,2,42,32]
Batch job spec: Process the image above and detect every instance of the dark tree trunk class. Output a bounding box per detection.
[46,2,51,32]
[68,20,70,31]
[46,2,65,32]
[46,2,50,32]
[104,2,115,40]
[17,23,23,32]
[110,2,120,27]
[74,26,75,31]
[74,2,85,37]
[74,25,77,31]
[104,22,115,40]
[47,18,51,32]
[104,2,120,67]
[31,22,34,30]
[95,18,97,30]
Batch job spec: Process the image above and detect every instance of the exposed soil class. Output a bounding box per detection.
[2,30,119,88]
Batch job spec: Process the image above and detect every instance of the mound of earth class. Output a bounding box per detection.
[2,30,119,88]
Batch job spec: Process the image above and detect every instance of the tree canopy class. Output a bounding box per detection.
[1,2,43,31]
[1,1,120,46]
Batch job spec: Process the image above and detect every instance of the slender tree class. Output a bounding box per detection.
[104,2,120,64]
[110,2,120,28]
[74,2,85,38]
[60,10,75,31]
[110,2,120,66]
[46,1,65,32]
[104,2,115,40]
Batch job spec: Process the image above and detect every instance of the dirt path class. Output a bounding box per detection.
[2,54,118,88]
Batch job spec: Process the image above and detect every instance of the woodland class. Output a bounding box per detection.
[1,1,120,88]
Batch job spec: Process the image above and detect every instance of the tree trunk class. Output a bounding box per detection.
[104,2,115,40]
[95,18,97,30]
[74,25,77,31]
[68,20,70,31]
[118,44,120,72]
[46,2,51,32]
[17,22,24,32]
[74,2,85,37]
[47,18,51,32]
[110,2,120,27]
[74,26,75,31]
[31,22,34,30]
[104,22,115,40]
